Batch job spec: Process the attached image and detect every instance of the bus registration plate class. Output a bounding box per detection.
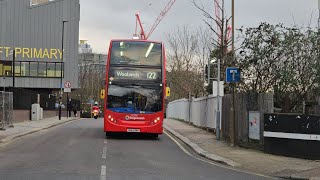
[127,128,140,132]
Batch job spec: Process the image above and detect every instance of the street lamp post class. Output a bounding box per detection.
[58,20,68,120]
[12,50,16,88]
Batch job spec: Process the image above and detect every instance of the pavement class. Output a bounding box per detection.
[0,116,79,144]
[164,119,320,180]
[0,118,271,180]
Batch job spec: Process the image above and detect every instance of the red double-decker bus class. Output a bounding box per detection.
[104,40,166,138]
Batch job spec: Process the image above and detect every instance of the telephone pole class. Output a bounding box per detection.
[59,20,68,120]
[318,0,320,35]
[230,0,236,146]
[318,0,320,68]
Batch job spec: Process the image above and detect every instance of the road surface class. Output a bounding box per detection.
[0,118,273,180]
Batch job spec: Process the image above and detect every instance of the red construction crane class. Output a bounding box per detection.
[134,0,177,40]
[214,0,232,51]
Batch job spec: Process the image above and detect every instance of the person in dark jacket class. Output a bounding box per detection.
[67,100,72,117]
[73,104,78,117]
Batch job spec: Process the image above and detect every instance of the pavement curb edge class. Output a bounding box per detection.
[0,118,80,144]
[164,124,240,167]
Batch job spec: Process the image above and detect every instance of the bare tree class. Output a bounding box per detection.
[194,0,233,93]
[166,26,209,100]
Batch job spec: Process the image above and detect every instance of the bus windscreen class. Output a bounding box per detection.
[110,41,162,66]
[107,84,163,114]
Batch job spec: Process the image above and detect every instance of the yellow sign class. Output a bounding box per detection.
[0,46,63,60]
[100,89,105,99]
[166,87,171,97]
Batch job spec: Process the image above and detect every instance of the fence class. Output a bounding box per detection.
[167,94,221,130]
[222,93,274,145]
[6,88,56,110]
[0,91,13,130]
[167,92,274,146]
[264,113,320,159]
[6,88,37,110]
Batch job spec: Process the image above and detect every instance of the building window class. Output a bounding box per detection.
[0,63,3,76]
[21,62,30,76]
[15,62,21,77]
[56,63,63,78]
[38,62,47,77]
[0,61,64,78]
[3,61,12,76]
[30,62,38,76]
[47,63,56,77]
[30,0,54,6]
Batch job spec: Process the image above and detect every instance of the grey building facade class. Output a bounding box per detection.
[0,0,80,90]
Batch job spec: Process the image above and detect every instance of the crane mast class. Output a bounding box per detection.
[134,0,177,40]
[135,13,146,40]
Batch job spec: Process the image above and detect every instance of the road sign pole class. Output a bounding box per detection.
[226,67,240,146]
[230,82,236,146]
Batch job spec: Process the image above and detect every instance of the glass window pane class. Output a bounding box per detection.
[56,63,63,77]
[21,62,30,76]
[110,41,162,66]
[47,63,56,77]
[30,62,38,77]
[38,62,46,77]
[0,62,3,76]
[15,62,21,77]
[3,61,12,76]
[107,84,162,113]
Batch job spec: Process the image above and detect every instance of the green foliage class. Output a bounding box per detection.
[237,22,320,113]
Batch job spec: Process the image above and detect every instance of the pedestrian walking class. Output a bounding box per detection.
[67,100,72,118]
[73,104,78,117]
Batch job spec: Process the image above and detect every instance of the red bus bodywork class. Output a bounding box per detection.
[104,39,166,135]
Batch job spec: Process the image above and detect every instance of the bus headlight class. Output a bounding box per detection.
[107,115,117,123]
[152,117,161,124]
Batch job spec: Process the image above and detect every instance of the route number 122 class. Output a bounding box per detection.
[147,72,157,79]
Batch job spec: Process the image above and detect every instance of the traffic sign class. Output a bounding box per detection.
[226,67,240,83]
[64,81,71,88]
[64,88,71,93]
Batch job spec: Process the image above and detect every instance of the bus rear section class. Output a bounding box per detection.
[104,40,166,137]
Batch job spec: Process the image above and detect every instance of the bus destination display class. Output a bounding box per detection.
[110,69,161,81]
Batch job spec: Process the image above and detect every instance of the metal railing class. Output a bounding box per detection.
[0,91,13,130]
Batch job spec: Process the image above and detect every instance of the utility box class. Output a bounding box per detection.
[31,104,41,121]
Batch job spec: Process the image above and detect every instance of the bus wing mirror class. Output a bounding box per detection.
[166,87,171,97]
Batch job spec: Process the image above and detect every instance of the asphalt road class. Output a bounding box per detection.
[0,118,273,180]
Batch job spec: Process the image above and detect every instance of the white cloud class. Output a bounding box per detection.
[79,0,318,54]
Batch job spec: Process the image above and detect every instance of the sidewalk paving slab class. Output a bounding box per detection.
[164,119,320,180]
[0,116,79,144]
